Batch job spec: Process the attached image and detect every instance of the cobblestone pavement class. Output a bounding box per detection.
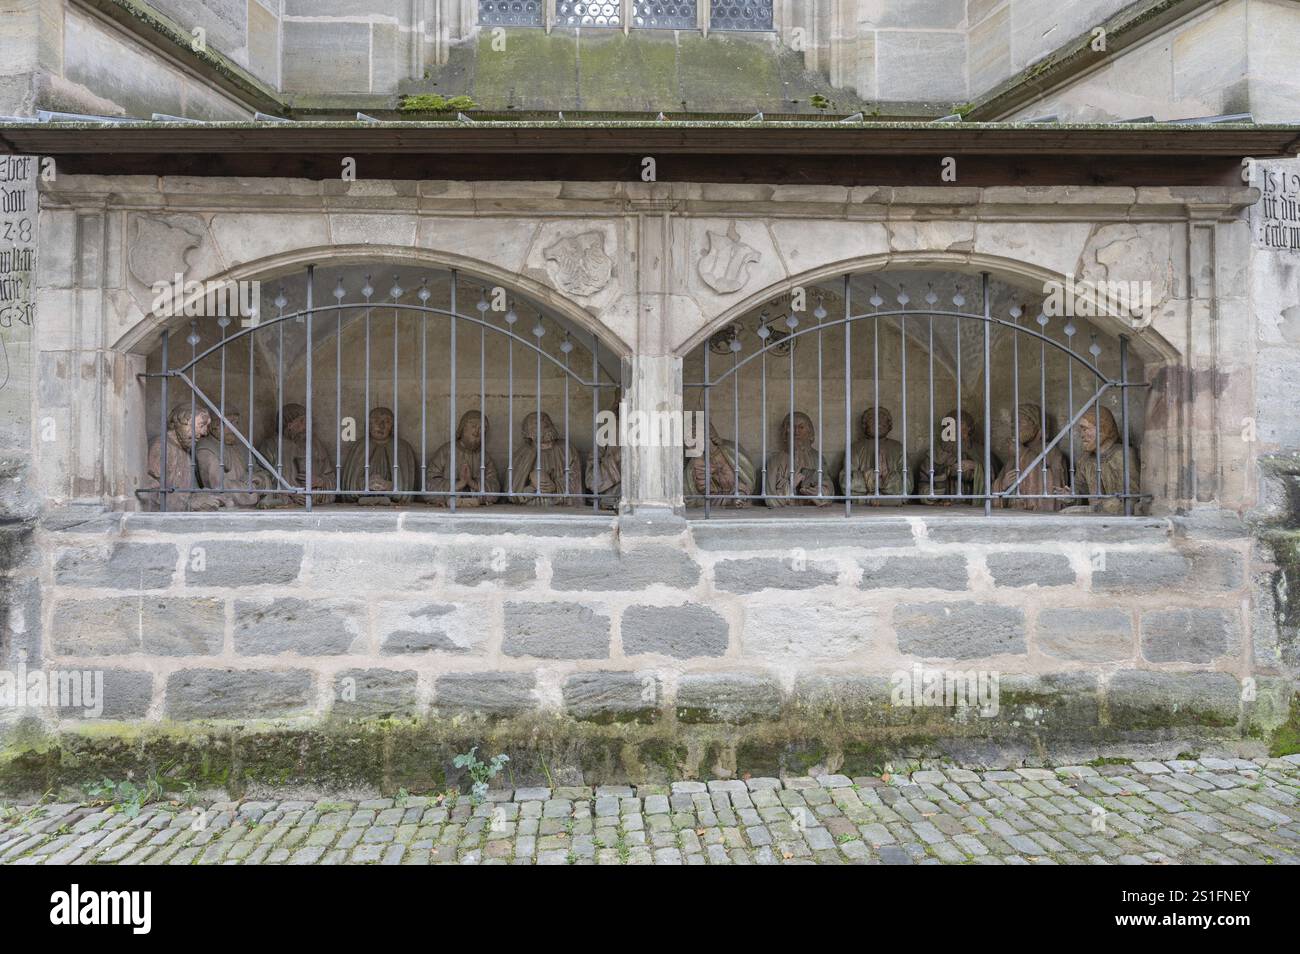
[3,756,1298,865]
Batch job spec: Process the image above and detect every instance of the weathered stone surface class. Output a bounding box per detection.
[985,552,1075,587]
[331,669,419,719]
[690,519,915,551]
[304,539,439,590]
[184,540,304,586]
[434,673,536,716]
[124,513,401,534]
[1092,548,1243,592]
[1036,608,1133,662]
[0,576,41,668]
[893,603,1026,658]
[792,673,896,721]
[502,602,610,658]
[233,598,365,656]
[50,598,224,656]
[992,674,1102,730]
[403,514,612,538]
[165,669,315,719]
[924,517,1169,546]
[377,602,488,655]
[550,546,699,591]
[1106,671,1242,729]
[56,669,153,720]
[675,673,783,724]
[446,546,536,588]
[621,603,729,658]
[713,557,838,593]
[742,603,872,659]
[859,554,968,590]
[1140,609,1239,663]
[562,672,658,723]
[54,543,177,589]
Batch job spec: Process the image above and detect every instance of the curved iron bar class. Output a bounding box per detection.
[693,308,1123,389]
[167,301,604,388]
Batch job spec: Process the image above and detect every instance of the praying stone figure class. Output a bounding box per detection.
[765,411,833,507]
[992,403,1068,511]
[341,406,419,505]
[916,409,998,504]
[143,403,222,511]
[841,406,906,506]
[585,443,622,511]
[195,406,269,508]
[510,411,584,506]
[684,423,756,506]
[425,409,502,507]
[1057,405,1139,514]
[256,402,336,507]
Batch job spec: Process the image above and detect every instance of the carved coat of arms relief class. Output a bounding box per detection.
[543,230,615,297]
[698,221,760,294]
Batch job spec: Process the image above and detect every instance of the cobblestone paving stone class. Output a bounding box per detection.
[3,756,1298,865]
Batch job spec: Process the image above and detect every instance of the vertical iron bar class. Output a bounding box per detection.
[761,324,768,502]
[591,336,599,512]
[277,314,284,497]
[1120,333,1132,516]
[480,316,486,502]
[340,285,345,493]
[420,283,427,494]
[392,279,400,502]
[843,275,851,516]
[364,284,371,495]
[160,330,170,512]
[248,325,255,494]
[305,265,314,512]
[787,314,795,502]
[873,306,880,501]
[928,315,934,496]
[1012,308,1020,503]
[1092,335,1102,504]
[732,346,739,507]
[982,272,992,516]
[900,312,908,502]
[1066,328,1076,495]
[703,339,711,516]
[1040,315,1048,498]
[449,271,458,513]
[189,323,197,496]
[816,299,824,504]
[955,305,962,500]
[218,312,227,488]
[534,313,541,504]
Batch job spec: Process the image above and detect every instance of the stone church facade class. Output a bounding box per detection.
[0,0,1298,788]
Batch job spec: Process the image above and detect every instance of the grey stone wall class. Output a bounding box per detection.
[19,509,1283,742]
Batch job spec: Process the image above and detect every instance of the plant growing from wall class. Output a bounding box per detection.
[400,94,479,113]
[452,747,510,805]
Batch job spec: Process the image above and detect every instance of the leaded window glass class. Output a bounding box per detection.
[710,0,773,31]
[633,0,697,29]
[478,0,545,26]
[557,0,622,26]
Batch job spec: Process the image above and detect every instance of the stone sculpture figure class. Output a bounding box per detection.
[992,403,1068,511]
[143,403,222,511]
[426,410,502,507]
[256,402,336,507]
[916,409,998,503]
[510,411,584,506]
[841,406,906,506]
[585,443,622,511]
[195,406,268,507]
[684,423,756,506]
[340,406,419,505]
[765,410,833,507]
[1057,405,1139,514]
